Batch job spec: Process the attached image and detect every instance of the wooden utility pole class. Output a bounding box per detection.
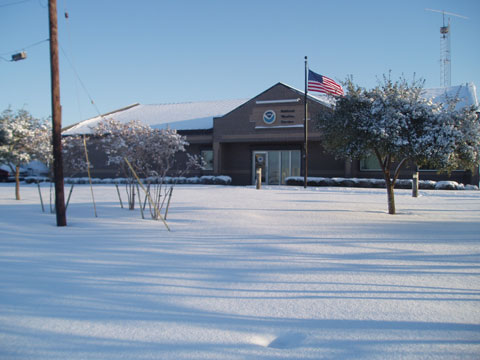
[49,0,67,226]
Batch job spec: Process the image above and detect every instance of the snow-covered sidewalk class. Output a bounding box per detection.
[1,184,479,359]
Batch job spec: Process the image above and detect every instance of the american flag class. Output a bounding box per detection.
[307,70,344,96]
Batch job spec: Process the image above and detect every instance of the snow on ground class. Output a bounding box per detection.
[0,184,479,359]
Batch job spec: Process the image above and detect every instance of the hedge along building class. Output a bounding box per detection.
[63,82,479,186]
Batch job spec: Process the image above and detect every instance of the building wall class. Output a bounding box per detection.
[307,142,345,178]
[211,83,342,185]
[65,82,478,186]
[219,143,252,185]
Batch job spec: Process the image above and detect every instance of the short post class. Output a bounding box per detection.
[164,187,174,220]
[65,183,75,210]
[136,183,145,219]
[83,136,97,217]
[256,167,262,190]
[37,181,45,212]
[412,166,419,198]
[115,183,124,208]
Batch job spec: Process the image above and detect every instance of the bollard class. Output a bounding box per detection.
[256,168,262,190]
[412,171,419,198]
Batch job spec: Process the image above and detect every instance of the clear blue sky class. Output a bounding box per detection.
[1,0,479,127]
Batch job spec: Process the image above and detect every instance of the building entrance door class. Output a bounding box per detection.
[252,150,301,185]
[253,152,267,185]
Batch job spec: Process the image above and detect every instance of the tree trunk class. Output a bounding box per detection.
[129,183,135,210]
[386,181,396,215]
[15,165,20,200]
[374,151,396,215]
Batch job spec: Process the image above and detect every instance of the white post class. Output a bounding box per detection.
[256,168,262,190]
[412,169,419,198]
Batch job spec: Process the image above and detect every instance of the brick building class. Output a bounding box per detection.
[63,82,479,186]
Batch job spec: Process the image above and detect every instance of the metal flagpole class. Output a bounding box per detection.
[304,56,308,189]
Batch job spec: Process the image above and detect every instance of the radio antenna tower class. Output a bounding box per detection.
[425,8,468,88]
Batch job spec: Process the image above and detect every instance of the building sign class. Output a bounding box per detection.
[250,99,304,128]
[263,110,276,124]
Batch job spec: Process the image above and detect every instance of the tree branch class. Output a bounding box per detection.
[374,148,386,174]
[392,157,409,184]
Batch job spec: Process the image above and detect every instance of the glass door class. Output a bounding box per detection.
[268,151,280,185]
[252,150,301,185]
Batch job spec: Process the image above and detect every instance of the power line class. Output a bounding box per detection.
[0,0,31,8]
[59,44,103,118]
[62,1,83,122]
[0,38,49,56]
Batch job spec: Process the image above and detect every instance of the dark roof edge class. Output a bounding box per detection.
[62,103,141,132]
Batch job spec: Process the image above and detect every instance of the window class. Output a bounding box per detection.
[201,150,213,170]
[252,150,301,185]
[360,154,381,171]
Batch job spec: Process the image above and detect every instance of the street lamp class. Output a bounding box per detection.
[11,51,27,61]
[0,51,27,62]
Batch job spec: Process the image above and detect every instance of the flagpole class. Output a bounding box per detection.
[304,56,308,189]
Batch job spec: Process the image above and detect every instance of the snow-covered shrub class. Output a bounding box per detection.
[354,178,373,188]
[419,180,436,190]
[176,177,187,184]
[186,177,201,184]
[214,176,232,185]
[303,177,333,187]
[24,176,49,184]
[285,177,303,186]
[435,181,459,190]
[286,176,477,190]
[395,179,413,189]
[62,136,89,178]
[162,176,173,184]
[93,118,202,216]
[113,178,127,184]
[200,176,215,184]
[331,177,357,187]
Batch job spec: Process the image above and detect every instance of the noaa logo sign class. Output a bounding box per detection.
[263,110,276,125]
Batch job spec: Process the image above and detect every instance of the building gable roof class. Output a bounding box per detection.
[422,82,478,110]
[62,82,478,136]
[214,82,335,122]
[62,99,248,135]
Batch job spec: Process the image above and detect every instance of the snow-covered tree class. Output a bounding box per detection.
[420,101,480,173]
[316,75,480,214]
[94,118,149,209]
[93,118,202,216]
[62,135,89,177]
[0,108,51,200]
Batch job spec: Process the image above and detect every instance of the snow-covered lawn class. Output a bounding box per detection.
[1,184,479,359]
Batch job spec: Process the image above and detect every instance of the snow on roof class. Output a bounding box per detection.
[422,82,479,111]
[63,99,248,135]
[63,83,478,137]
[278,82,336,108]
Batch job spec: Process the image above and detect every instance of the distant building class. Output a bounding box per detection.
[63,82,479,186]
